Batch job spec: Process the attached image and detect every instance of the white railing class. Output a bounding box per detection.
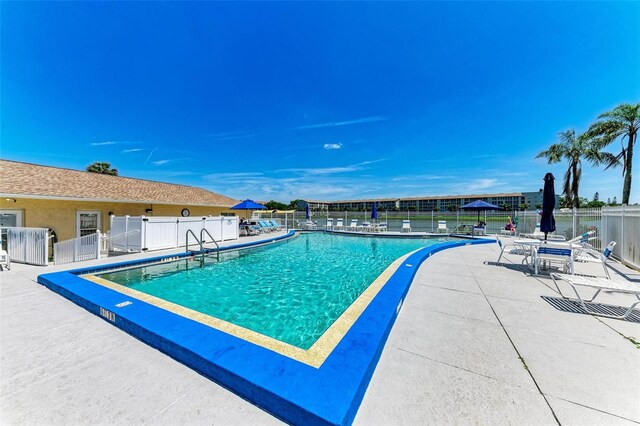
[109,215,239,253]
[3,227,49,266]
[54,231,102,265]
[602,205,640,270]
[106,229,142,253]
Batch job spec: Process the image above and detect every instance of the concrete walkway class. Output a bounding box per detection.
[1,235,638,425]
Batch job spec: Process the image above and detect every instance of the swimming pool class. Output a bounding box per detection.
[39,231,494,425]
[96,233,444,350]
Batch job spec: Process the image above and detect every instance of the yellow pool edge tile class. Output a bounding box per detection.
[81,248,418,368]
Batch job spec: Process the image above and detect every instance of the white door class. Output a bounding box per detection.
[76,211,101,237]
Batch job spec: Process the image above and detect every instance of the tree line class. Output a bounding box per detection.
[536,102,638,208]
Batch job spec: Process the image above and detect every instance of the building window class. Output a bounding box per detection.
[76,211,101,237]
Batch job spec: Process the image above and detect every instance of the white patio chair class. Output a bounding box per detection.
[534,242,574,276]
[550,273,640,320]
[436,220,448,233]
[325,218,333,230]
[0,248,10,271]
[334,218,344,230]
[573,241,616,279]
[400,220,411,233]
[496,235,533,265]
[347,219,359,231]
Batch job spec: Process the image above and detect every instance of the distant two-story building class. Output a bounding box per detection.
[0,160,239,241]
[299,191,558,212]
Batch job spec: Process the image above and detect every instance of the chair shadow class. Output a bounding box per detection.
[483,261,531,273]
[541,296,640,323]
[608,264,640,283]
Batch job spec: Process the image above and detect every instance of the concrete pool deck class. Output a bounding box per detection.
[1,232,638,424]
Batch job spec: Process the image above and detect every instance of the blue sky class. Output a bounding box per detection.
[2,2,639,203]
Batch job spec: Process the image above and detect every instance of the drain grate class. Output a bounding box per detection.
[541,296,640,322]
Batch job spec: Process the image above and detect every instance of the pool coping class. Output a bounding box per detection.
[38,232,494,426]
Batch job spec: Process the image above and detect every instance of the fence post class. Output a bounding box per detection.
[431,210,434,232]
[175,217,180,248]
[96,230,101,259]
[124,215,130,252]
[621,205,625,260]
[572,207,578,239]
[602,207,607,250]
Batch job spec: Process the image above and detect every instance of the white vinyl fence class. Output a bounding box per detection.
[54,231,102,265]
[3,227,50,266]
[109,215,239,253]
[602,206,640,270]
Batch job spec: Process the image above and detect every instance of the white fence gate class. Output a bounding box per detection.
[3,227,50,266]
[110,215,239,253]
[54,231,103,265]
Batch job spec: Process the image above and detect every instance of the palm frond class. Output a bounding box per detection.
[600,151,624,171]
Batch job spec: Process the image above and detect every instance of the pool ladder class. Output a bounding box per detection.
[185,229,220,261]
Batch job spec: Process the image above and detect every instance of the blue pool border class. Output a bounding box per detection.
[38,233,494,425]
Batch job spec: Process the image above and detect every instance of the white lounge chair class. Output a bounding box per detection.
[375,222,388,232]
[325,218,333,230]
[436,220,448,233]
[334,218,344,230]
[535,242,574,276]
[400,220,411,233]
[0,248,10,271]
[573,241,616,279]
[550,273,640,320]
[346,219,359,231]
[472,224,486,236]
[567,230,596,244]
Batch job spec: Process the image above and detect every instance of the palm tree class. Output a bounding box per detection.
[586,103,639,205]
[535,129,599,208]
[86,162,118,176]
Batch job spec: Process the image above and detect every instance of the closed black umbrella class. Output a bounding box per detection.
[540,173,556,241]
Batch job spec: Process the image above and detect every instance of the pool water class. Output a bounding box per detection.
[98,233,444,349]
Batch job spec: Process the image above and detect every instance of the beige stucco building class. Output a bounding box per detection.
[0,160,239,241]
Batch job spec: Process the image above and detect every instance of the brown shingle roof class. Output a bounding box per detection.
[0,160,239,207]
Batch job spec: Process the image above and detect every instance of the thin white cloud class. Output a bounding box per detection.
[295,116,388,130]
[121,148,145,153]
[150,157,191,167]
[202,172,264,180]
[216,133,261,141]
[91,140,139,146]
[323,143,342,150]
[144,148,158,165]
[90,141,118,146]
[278,159,387,176]
[205,129,262,141]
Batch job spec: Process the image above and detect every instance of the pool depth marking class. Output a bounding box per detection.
[82,250,414,368]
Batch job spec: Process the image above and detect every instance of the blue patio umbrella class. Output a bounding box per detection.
[460,200,503,222]
[230,199,266,220]
[540,173,556,241]
[305,203,310,220]
[371,202,378,220]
